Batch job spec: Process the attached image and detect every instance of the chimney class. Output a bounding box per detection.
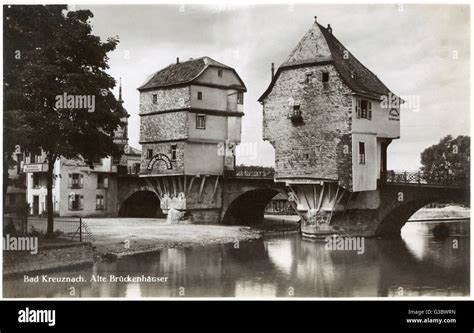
[314,16,317,23]
[327,24,332,34]
[176,57,180,64]
[271,63,275,80]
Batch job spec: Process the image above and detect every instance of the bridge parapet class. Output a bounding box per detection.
[225,166,275,179]
[383,170,469,188]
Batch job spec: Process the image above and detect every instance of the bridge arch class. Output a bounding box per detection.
[374,185,469,238]
[118,190,165,218]
[221,188,282,225]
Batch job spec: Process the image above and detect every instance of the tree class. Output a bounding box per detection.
[420,135,470,185]
[4,5,123,234]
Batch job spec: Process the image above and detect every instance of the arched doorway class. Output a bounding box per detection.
[118,191,165,218]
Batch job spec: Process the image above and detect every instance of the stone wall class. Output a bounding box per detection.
[262,63,353,190]
[140,111,188,143]
[139,86,190,114]
[3,242,93,275]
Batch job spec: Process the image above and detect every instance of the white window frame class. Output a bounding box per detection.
[196,114,206,129]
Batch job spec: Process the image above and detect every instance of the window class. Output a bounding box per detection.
[196,114,206,129]
[133,163,141,174]
[217,69,223,78]
[147,149,153,159]
[322,72,329,82]
[96,195,105,210]
[97,174,108,189]
[197,91,203,100]
[356,99,372,120]
[170,145,177,161]
[359,142,366,164]
[69,173,83,189]
[28,148,42,164]
[306,73,312,84]
[32,174,40,188]
[152,94,158,104]
[68,194,84,211]
[293,105,301,117]
[237,92,244,105]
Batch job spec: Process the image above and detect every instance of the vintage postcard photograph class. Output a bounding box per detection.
[2,3,470,301]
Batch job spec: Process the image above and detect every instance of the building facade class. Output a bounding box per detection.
[138,56,246,222]
[22,83,141,217]
[260,18,401,230]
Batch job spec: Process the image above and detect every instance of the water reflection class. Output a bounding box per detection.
[3,225,469,298]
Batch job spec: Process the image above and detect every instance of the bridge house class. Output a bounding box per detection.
[136,56,247,222]
[259,18,401,233]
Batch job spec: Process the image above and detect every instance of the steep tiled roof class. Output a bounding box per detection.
[318,24,391,97]
[259,22,395,102]
[138,56,245,91]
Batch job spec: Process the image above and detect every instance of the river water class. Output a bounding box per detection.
[3,223,470,298]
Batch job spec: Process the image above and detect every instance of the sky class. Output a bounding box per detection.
[79,4,470,170]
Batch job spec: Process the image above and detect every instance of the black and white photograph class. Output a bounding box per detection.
[1,1,472,329]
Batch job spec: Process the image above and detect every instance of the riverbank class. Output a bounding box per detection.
[84,218,261,259]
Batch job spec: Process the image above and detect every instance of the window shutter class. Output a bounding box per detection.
[80,174,84,188]
[68,195,72,210]
[104,175,108,188]
[368,101,372,120]
[80,195,84,209]
[68,174,72,188]
[356,100,361,118]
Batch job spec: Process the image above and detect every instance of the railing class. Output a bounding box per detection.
[21,216,94,242]
[225,166,275,178]
[383,170,469,187]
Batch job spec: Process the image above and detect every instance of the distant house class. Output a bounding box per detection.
[265,193,296,215]
[22,82,141,217]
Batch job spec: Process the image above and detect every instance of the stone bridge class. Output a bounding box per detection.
[116,167,469,238]
[331,182,469,238]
